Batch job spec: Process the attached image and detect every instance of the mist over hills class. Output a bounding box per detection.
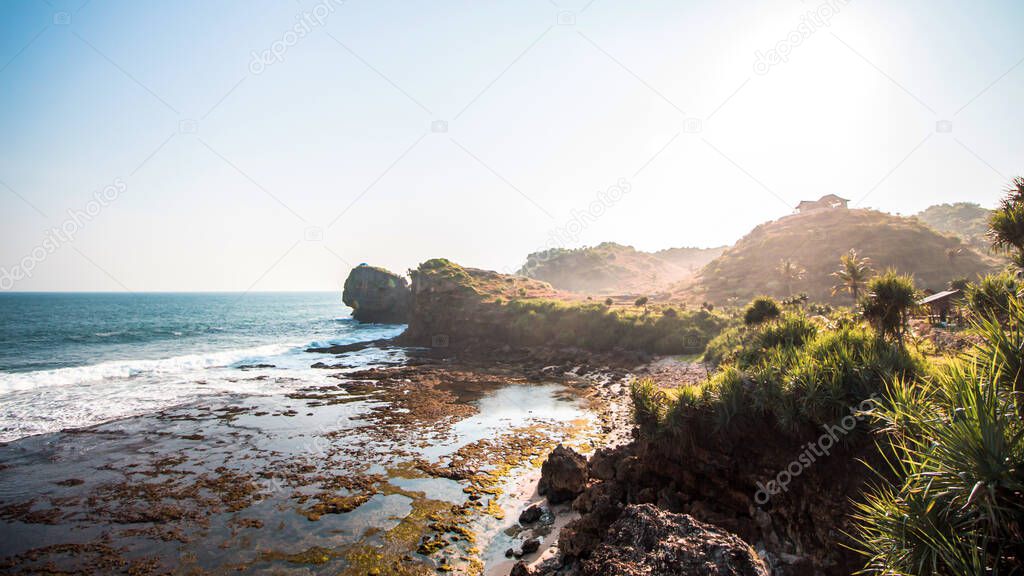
[519,205,1000,303]
[517,243,725,296]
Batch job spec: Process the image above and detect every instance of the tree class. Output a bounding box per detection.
[830,249,873,304]
[604,297,614,307]
[776,259,805,296]
[634,296,649,314]
[988,176,1024,268]
[860,270,918,345]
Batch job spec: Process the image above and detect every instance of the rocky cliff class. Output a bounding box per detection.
[536,413,878,575]
[342,264,411,324]
[398,258,562,348]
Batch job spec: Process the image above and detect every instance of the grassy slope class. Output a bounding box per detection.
[518,242,725,296]
[693,208,999,304]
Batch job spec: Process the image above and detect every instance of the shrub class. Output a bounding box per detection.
[852,306,1024,574]
[630,378,664,431]
[988,176,1024,267]
[703,325,749,366]
[965,271,1020,320]
[744,296,781,325]
[644,317,921,439]
[501,298,731,355]
[860,271,917,345]
[756,313,817,351]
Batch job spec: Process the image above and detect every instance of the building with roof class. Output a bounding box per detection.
[796,194,850,213]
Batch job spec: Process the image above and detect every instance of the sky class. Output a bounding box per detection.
[1,0,1022,292]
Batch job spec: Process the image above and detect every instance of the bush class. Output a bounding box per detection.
[860,271,917,344]
[703,325,750,366]
[630,377,664,432]
[852,302,1024,574]
[501,298,732,355]
[644,315,922,438]
[744,296,781,325]
[966,271,1020,320]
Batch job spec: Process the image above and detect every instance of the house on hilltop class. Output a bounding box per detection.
[796,194,850,213]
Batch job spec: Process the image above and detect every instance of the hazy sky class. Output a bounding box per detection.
[1,0,1022,291]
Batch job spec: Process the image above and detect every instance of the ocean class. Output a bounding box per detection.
[0,292,404,443]
[0,291,606,574]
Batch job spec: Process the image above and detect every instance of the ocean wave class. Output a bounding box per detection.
[0,343,298,394]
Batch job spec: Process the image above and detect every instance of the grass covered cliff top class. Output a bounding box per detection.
[405,258,733,354]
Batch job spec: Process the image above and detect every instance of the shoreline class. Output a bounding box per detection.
[0,340,641,575]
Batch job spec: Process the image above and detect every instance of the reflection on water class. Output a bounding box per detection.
[0,358,602,574]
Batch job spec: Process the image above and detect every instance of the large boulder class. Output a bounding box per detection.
[537,445,587,504]
[579,504,769,576]
[342,264,411,324]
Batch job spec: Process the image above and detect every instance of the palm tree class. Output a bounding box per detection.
[988,176,1024,268]
[776,259,805,296]
[830,249,873,304]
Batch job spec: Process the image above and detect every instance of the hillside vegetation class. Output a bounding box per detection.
[695,208,999,304]
[914,202,992,252]
[402,258,732,355]
[625,180,1024,574]
[518,242,724,295]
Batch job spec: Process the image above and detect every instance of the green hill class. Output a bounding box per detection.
[914,202,992,253]
[518,242,724,295]
[695,208,1000,304]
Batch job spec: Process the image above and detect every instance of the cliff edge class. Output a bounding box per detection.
[342,264,411,324]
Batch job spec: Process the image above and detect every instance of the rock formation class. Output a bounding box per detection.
[537,445,587,504]
[399,258,560,348]
[580,504,769,576]
[342,264,411,324]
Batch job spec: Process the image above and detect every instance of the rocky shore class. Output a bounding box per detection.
[337,261,877,575]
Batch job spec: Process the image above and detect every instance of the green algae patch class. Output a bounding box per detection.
[390,498,453,549]
[299,493,373,521]
[333,480,482,575]
[340,545,435,576]
[259,545,339,565]
[387,460,431,479]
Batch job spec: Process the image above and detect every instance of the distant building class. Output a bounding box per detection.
[796,194,850,213]
[918,289,962,325]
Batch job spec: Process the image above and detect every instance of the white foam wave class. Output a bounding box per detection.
[0,342,297,394]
